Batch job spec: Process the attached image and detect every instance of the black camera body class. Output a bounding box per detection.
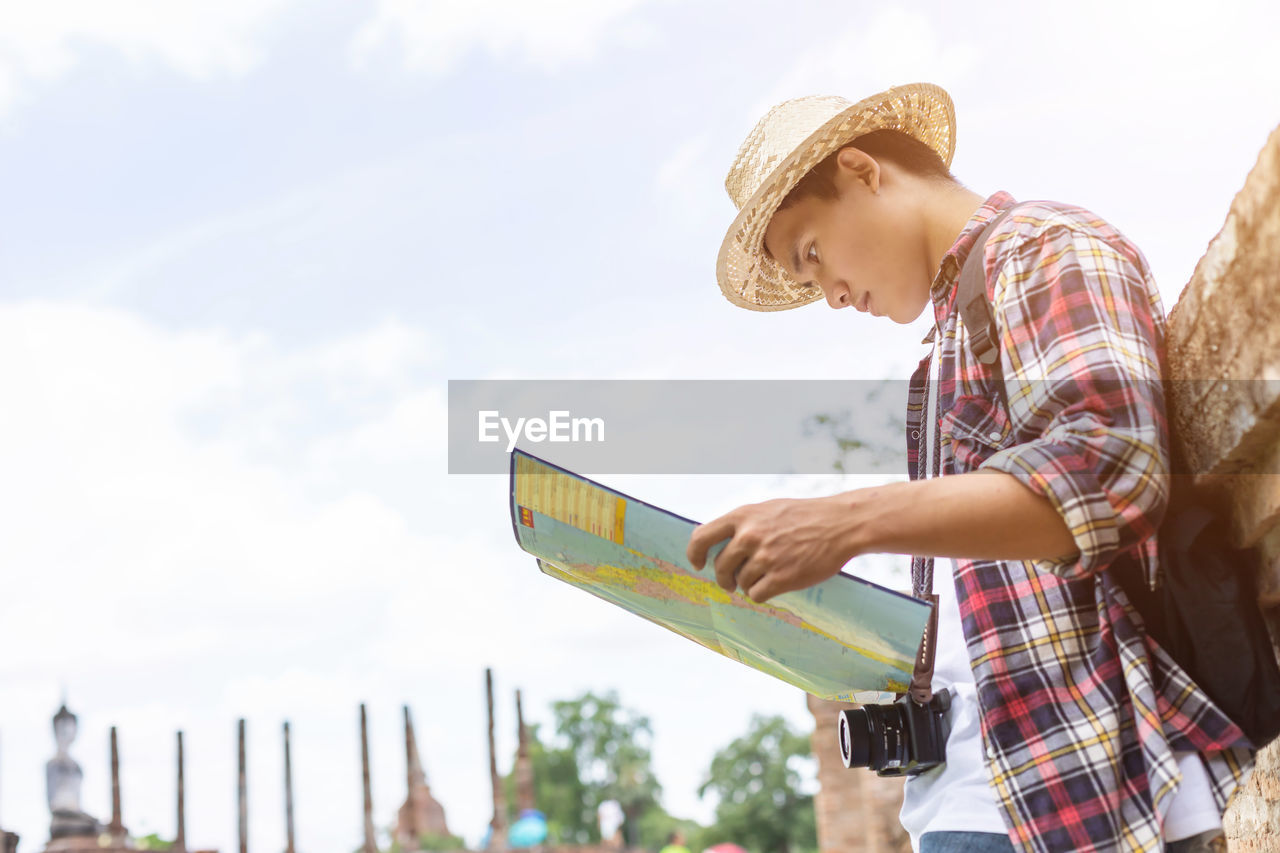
[836,690,953,777]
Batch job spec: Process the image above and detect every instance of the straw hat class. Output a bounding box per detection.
[717,83,956,311]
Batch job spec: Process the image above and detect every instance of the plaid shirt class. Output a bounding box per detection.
[906,192,1255,852]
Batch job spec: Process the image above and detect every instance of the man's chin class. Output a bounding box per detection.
[888,303,928,325]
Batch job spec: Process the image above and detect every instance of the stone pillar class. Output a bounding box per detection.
[514,690,536,813]
[238,719,248,853]
[283,723,295,853]
[108,727,124,843]
[360,705,376,853]
[485,669,508,851]
[806,694,909,853]
[175,731,186,853]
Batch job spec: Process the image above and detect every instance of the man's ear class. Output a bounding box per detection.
[834,146,880,195]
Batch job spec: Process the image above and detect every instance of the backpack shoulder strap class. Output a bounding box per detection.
[957,208,1015,366]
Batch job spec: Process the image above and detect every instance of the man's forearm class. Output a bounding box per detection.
[842,470,1079,564]
[687,469,1082,601]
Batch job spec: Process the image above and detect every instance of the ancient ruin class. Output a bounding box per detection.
[395,705,452,850]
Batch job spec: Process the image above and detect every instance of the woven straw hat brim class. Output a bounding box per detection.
[717,83,956,312]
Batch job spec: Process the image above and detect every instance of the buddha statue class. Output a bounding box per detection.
[45,704,100,839]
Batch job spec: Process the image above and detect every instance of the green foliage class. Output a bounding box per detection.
[551,690,662,846]
[635,806,707,852]
[134,835,172,851]
[379,832,466,853]
[504,721,593,844]
[699,715,817,853]
[804,384,900,477]
[502,691,668,847]
[417,831,467,851]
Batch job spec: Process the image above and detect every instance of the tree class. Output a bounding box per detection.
[385,833,466,852]
[551,691,663,848]
[502,692,668,847]
[504,721,593,844]
[699,715,817,853]
[803,379,901,477]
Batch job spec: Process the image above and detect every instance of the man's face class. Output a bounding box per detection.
[762,152,933,324]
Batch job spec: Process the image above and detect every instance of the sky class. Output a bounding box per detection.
[2,1,1279,851]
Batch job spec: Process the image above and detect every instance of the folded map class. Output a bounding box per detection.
[509,449,931,701]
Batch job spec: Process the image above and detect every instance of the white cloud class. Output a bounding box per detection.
[0,305,448,666]
[350,0,662,75]
[0,0,294,116]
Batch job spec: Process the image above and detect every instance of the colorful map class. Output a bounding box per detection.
[509,450,931,701]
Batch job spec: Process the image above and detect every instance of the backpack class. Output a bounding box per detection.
[958,209,1280,749]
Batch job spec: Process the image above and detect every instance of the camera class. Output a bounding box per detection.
[836,690,953,777]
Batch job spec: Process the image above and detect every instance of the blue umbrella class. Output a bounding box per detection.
[508,809,548,848]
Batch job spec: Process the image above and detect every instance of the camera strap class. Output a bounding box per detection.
[907,208,1013,706]
[907,592,940,705]
[908,329,942,704]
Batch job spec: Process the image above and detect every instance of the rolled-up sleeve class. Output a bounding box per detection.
[977,223,1170,580]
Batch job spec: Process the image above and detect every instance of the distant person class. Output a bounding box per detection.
[659,830,691,853]
[688,84,1253,852]
[598,799,625,849]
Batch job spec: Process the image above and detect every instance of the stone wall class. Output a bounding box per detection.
[1166,121,1280,851]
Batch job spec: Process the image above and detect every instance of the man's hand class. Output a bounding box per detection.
[685,494,865,603]
[684,472,1079,605]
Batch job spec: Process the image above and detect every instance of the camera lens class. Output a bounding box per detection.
[837,708,871,769]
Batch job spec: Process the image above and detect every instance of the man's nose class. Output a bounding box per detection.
[825,282,851,309]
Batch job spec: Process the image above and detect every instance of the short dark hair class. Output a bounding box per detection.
[779,129,956,210]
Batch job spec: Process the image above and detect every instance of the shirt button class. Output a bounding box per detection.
[988,431,1002,442]
[911,430,921,440]
[987,745,997,759]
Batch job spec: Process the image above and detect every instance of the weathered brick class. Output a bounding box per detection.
[1226,738,1280,846]
[1167,123,1280,485]
[1210,436,1280,549]
[1256,524,1280,607]
[806,694,909,853]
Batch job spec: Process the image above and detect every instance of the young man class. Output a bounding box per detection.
[686,85,1254,853]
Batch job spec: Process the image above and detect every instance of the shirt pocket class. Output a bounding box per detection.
[941,394,1013,473]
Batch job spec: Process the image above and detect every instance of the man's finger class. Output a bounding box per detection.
[746,574,780,604]
[687,514,736,570]
[712,536,752,592]
[736,558,767,598]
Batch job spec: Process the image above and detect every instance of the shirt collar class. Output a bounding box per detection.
[925,190,1018,335]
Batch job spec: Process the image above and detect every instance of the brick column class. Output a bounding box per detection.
[806,694,910,853]
[1165,120,1280,849]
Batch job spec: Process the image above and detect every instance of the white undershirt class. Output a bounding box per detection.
[897,339,1221,848]
[900,338,1007,847]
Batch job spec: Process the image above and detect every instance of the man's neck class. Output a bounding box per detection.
[922,183,988,277]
